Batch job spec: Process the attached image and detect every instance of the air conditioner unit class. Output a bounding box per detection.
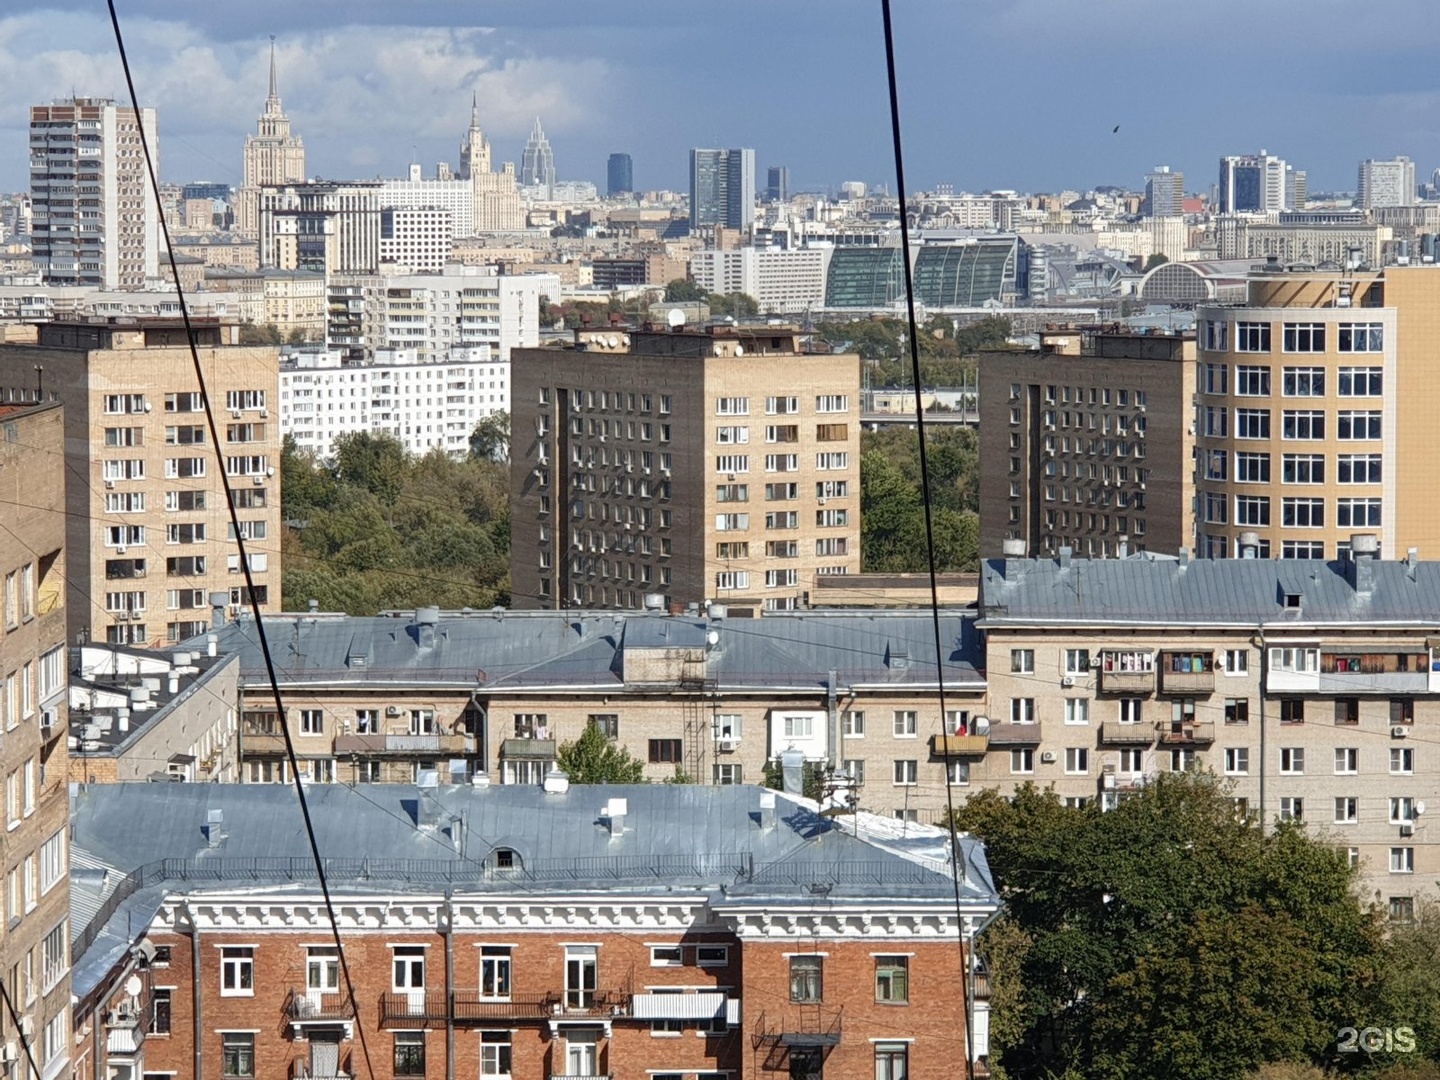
[117,546,126,555]
[252,475,265,486]
[1400,823,1415,837]
[1089,657,1103,668]
[386,706,402,717]
[1392,725,1410,738]
[39,709,55,732]
[259,408,269,418]
[1,1041,14,1063]
[19,1018,32,1038]
[718,737,740,752]
[1061,676,1075,687]
[104,479,115,489]
[1102,773,1117,790]
[230,408,242,419]
[817,497,826,506]
[1040,750,1057,764]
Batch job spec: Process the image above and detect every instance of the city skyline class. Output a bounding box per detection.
[0,1,1438,198]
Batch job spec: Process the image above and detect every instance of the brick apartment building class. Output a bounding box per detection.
[0,398,72,1078]
[69,782,1000,1080]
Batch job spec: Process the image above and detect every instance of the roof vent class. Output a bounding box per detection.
[643,593,665,611]
[758,789,777,830]
[543,766,571,795]
[1239,531,1260,559]
[603,796,628,838]
[415,606,440,648]
[780,747,806,797]
[1058,545,1072,571]
[1177,547,1190,568]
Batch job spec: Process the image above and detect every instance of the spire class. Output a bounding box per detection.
[268,35,278,102]
[470,92,480,131]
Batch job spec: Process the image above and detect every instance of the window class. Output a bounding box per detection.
[816,394,849,412]
[1279,797,1304,822]
[1235,409,1270,439]
[562,945,598,1010]
[715,425,749,444]
[1280,748,1305,775]
[1221,649,1248,675]
[1224,698,1249,724]
[298,709,324,736]
[1389,897,1415,922]
[1203,320,1228,352]
[221,947,254,995]
[843,759,866,784]
[1283,540,1325,559]
[893,760,917,785]
[893,710,917,737]
[1391,747,1415,775]
[1235,452,1270,483]
[1270,647,1319,673]
[150,988,172,1035]
[1335,747,1358,775]
[1010,698,1035,723]
[841,710,865,737]
[1010,748,1035,774]
[39,829,64,895]
[1282,498,1324,528]
[1062,648,1090,675]
[303,945,340,993]
[1334,697,1359,725]
[1235,366,1270,396]
[1063,698,1089,725]
[1338,365,1383,393]
[1282,410,1323,440]
[697,945,728,966]
[394,1032,426,1077]
[1010,648,1034,673]
[715,397,749,416]
[784,715,813,739]
[1204,406,1228,437]
[1337,454,1382,484]
[1204,449,1228,481]
[1390,847,1415,874]
[222,1033,255,1078]
[1338,410,1382,440]
[1338,324,1383,352]
[1335,797,1358,825]
[1234,495,1270,527]
[1282,322,1325,352]
[766,395,799,414]
[650,945,683,967]
[876,1043,910,1080]
[1281,453,1324,484]
[1336,498,1382,528]
[1391,698,1415,724]
[588,713,619,739]
[649,739,682,764]
[790,955,822,1002]
[1235,321,1271,352]
[1064,747,1089,774]
[479,945,512,998]
[1279,698,1305,724]
[480,1031,512,1078]
[1282,367,1324,396]
[875,956,908,1003]
[1117,697,1143,724]
[816,452,849,470]
[1224,747,1249,775]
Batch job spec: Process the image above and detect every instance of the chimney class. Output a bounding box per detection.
[1002,537,1027,579]
[415,606,440,648]
[1116,534,1129,558]
[308,599,320,614]
[1350,533,1379,595]
[603,797,628,838]
[209,591,229,628]
[1058,545,1073,571]
[166,672,179,695]
[206,633,218,658]
[415,769,445,828]
[1239,532,1260,559]
[448,816,464,853]
[543,766,571,795]
[204,809,225,847]
[1178,547,1190,568]
[780,747,806,797]
[758,789,777,830]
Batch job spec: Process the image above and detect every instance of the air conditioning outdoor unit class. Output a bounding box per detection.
[718,738,740,752]
[252,475,265,485]
[1,1041,14,1063]
[1061,676,1075,687]
[386,706,402,717]
[1400,823,1415,837]
[1040,751,1057,764]
[259,408,269,418]
[19,1017,32,1038]
[39,709,55,733]
[1392,726,1410,738]
[104,479,115,489]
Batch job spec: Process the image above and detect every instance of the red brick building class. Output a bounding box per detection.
[69,781,999,1080]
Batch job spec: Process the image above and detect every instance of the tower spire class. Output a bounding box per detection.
[268,35,278,102]
[470,91,480,131]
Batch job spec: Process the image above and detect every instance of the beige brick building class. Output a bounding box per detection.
[511,326,861,613]
[0,320,282,649]
[1195,264,1440,561]
[974,547,1440,913]
[0,399,73,1077]
[979,329,1196,559]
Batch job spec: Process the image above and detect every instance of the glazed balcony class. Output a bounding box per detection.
[931,733,990,756]
[332,732,475,756]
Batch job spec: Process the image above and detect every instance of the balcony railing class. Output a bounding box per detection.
[332,733,475,756]
[549,1075,610,1080]
[286,988,357,1024]
[1316,671,1428,695]
[1159,668,1215,694]
[985,723,1042,746]
[753,1005,843,1048]
[1100,721,1154,745]
[382,990,631,1027]
[242,732,289,755]
[1098,668,1155,694]
[453,991,558,1021]
[931,733,989,756]
[1155,721,1215,745]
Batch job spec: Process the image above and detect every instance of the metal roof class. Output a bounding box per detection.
[198,609,983,693]
[980,553,1440,628]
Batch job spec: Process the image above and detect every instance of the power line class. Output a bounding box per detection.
[102,7,377,1078]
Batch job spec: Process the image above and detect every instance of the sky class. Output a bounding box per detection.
[2,0,1439,197]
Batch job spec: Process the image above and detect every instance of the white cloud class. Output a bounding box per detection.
[0,12,614,187]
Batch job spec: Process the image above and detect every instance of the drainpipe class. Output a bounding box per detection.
[1254,628,1268,835]
[825,670,838,770]
[966,906,1004,1078]
[180,901,203,1080]
[443,893,455,1080]
[469,692,488,778]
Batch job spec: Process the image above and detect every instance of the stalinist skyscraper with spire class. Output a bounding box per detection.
[235,38,306,239]
[460,95,525,232]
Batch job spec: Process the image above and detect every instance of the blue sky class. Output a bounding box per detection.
[2,0,1438,196]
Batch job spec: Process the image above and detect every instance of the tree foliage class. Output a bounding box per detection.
[814,314,1009,387]
[469,411,511,463]
[281,433,510,614]
[949,774,1440,1080]
[555,722,647,784]
[663,278,707,303]
[860,426,979,573]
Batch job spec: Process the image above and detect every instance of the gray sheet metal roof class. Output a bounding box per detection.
[70,783,998,989]
[980,554,1440,628]
[200,609,982,692]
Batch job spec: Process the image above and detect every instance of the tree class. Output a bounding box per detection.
[663,278,707,303]
[469,411,511,462]
[1145,252,1171,270]
[952,774,1383,1080]
[556,722,647,784]
[708,292,759,318]
[237,321,284,345]
[761,756,825,801]
[860,426,980,573]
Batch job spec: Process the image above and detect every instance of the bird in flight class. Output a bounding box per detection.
[1112,124,1121,134]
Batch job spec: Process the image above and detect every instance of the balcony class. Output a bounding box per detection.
[1098,668,1155,694]
[632,991,736,1023]
[931,733,990,756]
[754,1005,843,1048]
[500,737,558,760]
[383,990,632,1027]
[1100,721,1154,745]
[332,732,475,756]
[453,990,559,1021]
[550,1075,609,1080]
[287,988,357,1027]
[984,723,1041,747]
[242,731,289,755]
[380,992,450,1027]
[1155,721,1215,745]
[1317,671,1428,695]
[1159,656,1215,695]
[104,996,150,1057]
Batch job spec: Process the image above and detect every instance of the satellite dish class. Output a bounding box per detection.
[124,975,143,997]
[667,308,686,328]
[607,335,618,347]
[972,715,991,736]
[735,345,744,357]
[1417,801,1427,816]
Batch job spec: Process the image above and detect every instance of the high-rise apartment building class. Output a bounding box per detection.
[30,97,160,289]
[0,321,282,647]
[0,398,72,1079]
[979,330,1196,559]
[1143,166,1184,217]
[379,206,454,272]
[1357,156,1416,210]
[1218,150,1297,213]
[518,116,556,195]
[689,248,832,314]
[235,41,306,240]
[606,152,633,197]
[510,326,860,612]
[689,148,755,232]
[766,165,789,203]
[1194,265,1440,561]
[460,97,525,232]
[258,181,382,274]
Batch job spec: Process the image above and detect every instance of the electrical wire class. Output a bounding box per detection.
[102,7,377,1078]
[0,976,39,1080]
[877,2,976,1078]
